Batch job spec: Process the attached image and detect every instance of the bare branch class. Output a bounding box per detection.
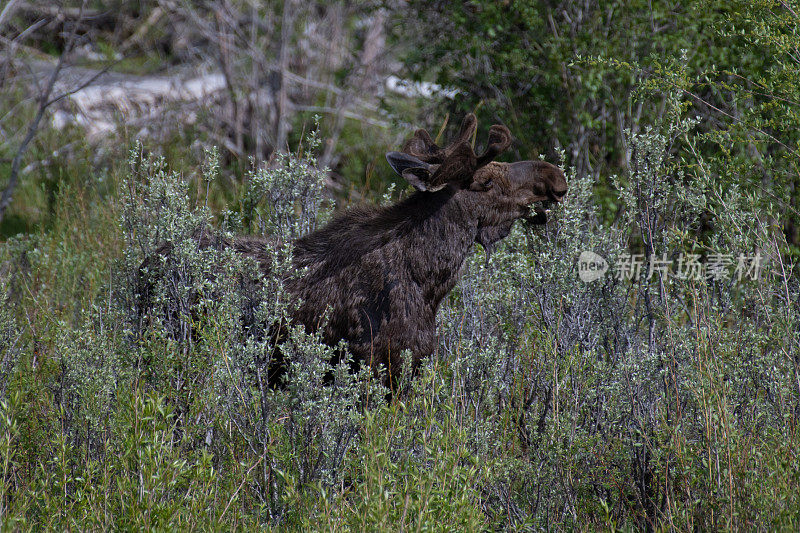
[0,49,65,222]
[0,1,92,223]
[14,1,111,23]
[275,0,294,152]
[45,59,121,107]
[0,0,20,29]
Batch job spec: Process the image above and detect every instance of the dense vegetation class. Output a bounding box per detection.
[1,1,798,530]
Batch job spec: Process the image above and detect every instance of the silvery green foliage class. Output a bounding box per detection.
[119,133,383,522]
[241,120,331,240]
[122,142,212,259]
[614,94,704,254]
[380,182,396,206]
[55,308,127,432]
[120,143,220,348]
[430,94,798,527]
[0,285,22,399]
[280,327,378,484]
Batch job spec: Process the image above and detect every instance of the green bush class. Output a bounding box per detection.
[0,98,797,530]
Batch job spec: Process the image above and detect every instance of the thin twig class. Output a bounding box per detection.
[0,44,67,223]
[778,1,798,19]
[674,82,796,155]
[0,0,20,29]
[219,454,264,520]
[0,1,105,223]
[45,59,121,107]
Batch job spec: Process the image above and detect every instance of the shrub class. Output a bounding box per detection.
[0,99,797,529]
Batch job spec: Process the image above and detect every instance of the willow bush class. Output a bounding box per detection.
[0,97,797,529]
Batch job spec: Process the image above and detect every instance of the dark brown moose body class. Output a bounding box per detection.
[144,114,567,384]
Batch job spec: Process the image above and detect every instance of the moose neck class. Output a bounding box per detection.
[395,187,479,309]
[293,185,480,312]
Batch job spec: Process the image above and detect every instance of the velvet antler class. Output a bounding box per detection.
[388,114,513,191]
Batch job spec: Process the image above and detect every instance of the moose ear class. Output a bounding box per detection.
[386,151,435,191]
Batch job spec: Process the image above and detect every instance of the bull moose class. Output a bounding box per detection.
[141,114,567,385]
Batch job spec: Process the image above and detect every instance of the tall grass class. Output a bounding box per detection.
[0,99,797,530]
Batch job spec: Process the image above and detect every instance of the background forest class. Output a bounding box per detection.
[1,0,799,530]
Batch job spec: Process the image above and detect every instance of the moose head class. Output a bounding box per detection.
[385,113,568,258]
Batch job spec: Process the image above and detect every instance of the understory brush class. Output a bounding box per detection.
[0,100,798,530]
